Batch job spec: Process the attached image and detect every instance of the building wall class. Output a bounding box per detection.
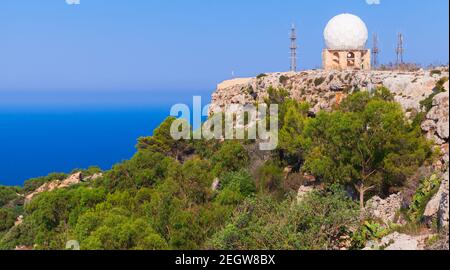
[323,49,371,71]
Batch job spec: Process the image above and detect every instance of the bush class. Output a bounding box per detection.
[212,141,249,176]
[408,174,441,223]
[208,186,358,250]
[265,87,290,105]
[303,92,432,210]
[0,187,19,208]
[104,150,173,191]
[420,90,446,113]
[0,209,15,232]
[256,162,284,196]
[430,70,442,76]
[220,170,256,198]
[256,73,267,79]
[351,221,389,249]
[314,77,326,86]
[279,75,289,85]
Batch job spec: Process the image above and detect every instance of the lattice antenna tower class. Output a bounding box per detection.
[290,24,298,72]
[396,33,404,67]
[372,33,379,68]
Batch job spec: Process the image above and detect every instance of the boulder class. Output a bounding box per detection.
[424,92,449,142]
[364,232,430,250]
[84,173,103,182]
[24,172,84,203]
[438,170,449,229]
[211,178,220,192]
[14,215,24,226]
[58,172,83,188]
[424,169,449,229]
[366,193,404,225]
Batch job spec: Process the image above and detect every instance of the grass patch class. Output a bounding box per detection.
[257,73,268,79]
[430,70,442,76]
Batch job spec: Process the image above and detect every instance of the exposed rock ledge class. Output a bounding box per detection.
[211,69,448,115]
[363,232,433,250]
[24,172,103,203]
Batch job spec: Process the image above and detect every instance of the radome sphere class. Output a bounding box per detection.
[324,13,368,50]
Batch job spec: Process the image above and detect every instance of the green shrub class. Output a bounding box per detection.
[430,70,442,76]
[265,87,290,105]
[351,221,389,249]
[436,76,448,92]
[220,170,256,198]
[208,186,358,250]
[0,209,15,232]
[256,162,284,196]
[420,80,447,112]
[212,141,249,176]
[256,73,267,79]
[279,75,289,85]
[0,186,19,208]
[408,174,441,223]
[314,77,326,86]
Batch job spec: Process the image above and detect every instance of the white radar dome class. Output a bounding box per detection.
[324,13,368,50]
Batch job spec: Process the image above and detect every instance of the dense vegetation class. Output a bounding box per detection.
[0,87,439,250]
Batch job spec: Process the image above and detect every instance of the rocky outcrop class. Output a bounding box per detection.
[14,215,23,227]
[211,69,448,115]
[421,91,449,144]
[366,193,404,225]
[424,169,450,229]
[24,172,100,203]
[14,245,33,251]
[364,232,432,250]
[211,178,220,192]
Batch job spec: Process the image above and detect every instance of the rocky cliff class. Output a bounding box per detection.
[212,68,447,114]
[211,67,450,236]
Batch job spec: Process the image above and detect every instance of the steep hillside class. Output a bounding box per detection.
[0,68,448,250]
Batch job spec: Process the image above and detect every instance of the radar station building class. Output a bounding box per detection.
[322,13,371,71]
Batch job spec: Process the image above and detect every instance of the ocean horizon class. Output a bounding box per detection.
[0,92,212,186]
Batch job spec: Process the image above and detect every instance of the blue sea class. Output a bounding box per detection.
[0,91,212,186]
[0,108,170,186]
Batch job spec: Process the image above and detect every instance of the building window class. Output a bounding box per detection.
[347,52,355,67]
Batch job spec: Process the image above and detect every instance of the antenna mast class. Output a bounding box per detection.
[290,24,297,72]
[372,33,379,68]
[396,33,404,67]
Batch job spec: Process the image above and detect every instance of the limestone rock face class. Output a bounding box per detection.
[423,170,449,229]
[366,193,404,225]
[211,69,448,116]
[364,232,431,250]
[24,172,85,203]
[438,170,449,228]
[422,92,449,143]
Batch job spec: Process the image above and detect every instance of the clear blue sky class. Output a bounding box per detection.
[0,0,448,106]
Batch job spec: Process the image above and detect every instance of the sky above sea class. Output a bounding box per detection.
[0,0,448,185]
[0,92,212,186]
